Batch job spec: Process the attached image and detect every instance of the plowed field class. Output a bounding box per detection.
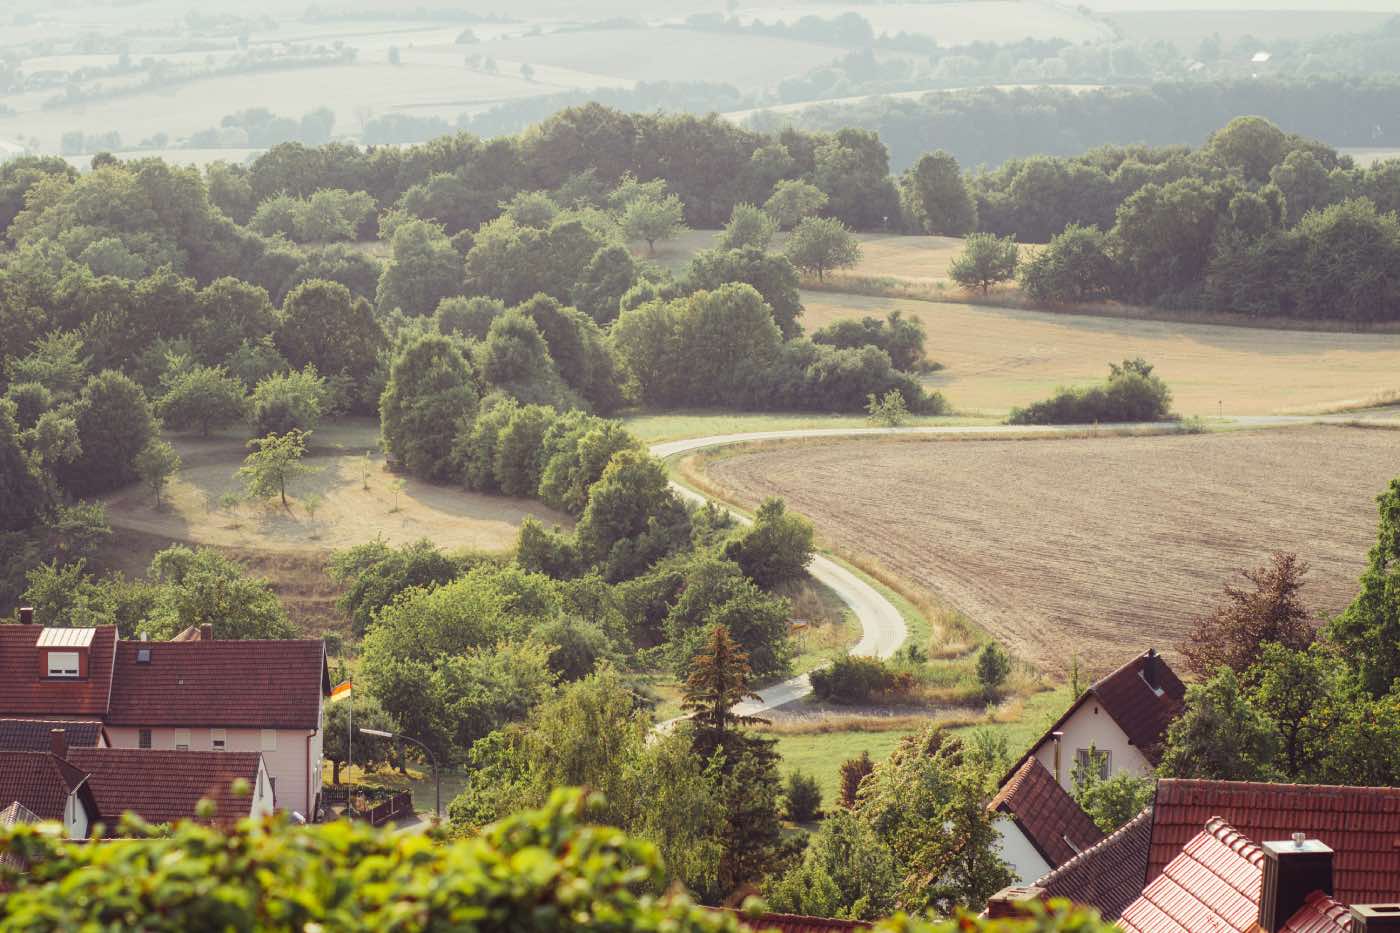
[704,425,1400,676]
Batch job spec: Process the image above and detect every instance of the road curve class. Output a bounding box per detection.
[648,410,1400,718]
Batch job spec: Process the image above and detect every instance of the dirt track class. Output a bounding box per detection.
[705,425,1400,676]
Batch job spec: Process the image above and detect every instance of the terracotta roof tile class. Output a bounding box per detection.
[0,801,39,828]
[1086,650,1185,764]
[0,719,104,752]
[0,751,88,822]
[990,757,1105,868]
[108,639,328,729]
[66,748,263,831]
[1120,817,1264,933]
[0,626,116,717]
[1282,891,1353,933]
[1036,805,1154,920]
[1150,779,1400,904]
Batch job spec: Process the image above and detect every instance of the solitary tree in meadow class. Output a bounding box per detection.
[135,438,181,509]
[949,233,1019,295]
[783,216,860,281]
[237,429,316,508]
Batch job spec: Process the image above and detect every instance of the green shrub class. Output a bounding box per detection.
[1008,358,1172,425]
[810,655,903,704]
[783,770,823,822]
[976,643,1011,695]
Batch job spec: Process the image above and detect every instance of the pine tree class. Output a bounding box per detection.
[681,624,766,759]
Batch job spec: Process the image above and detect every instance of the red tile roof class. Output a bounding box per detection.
[0,626,116,717]
[108,639,329,729]
[990,757,1104,868]
[1282,892,1353,933]
[0,719,104,752]
[66,748,263,830]
[1036,805,1154,920]
[1150,779,1400,905]
[716,909,872,932]
[0,751,90,822]
[1119,817,1264,933]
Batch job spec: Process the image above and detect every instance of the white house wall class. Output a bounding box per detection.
[994,815,1052,885]
[1030,699,1156,794]
[104,725,318,816]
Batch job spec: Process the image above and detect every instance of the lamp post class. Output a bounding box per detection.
[359,727,440,820]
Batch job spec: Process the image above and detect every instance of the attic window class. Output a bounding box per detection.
[47,651,80,678]
[137,648,151,664]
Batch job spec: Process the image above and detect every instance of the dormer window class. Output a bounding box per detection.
[36,628,94,680]
[47,651,80,677]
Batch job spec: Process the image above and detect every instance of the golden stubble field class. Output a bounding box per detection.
[704,426,1400,675]
[802,290,1400,416]
[102,420,571,554]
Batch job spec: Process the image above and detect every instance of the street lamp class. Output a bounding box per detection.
[359,727,440,820]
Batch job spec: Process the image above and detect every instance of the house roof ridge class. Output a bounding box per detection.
[1202,815,1264,867]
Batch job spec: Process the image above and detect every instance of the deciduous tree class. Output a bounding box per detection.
[949,233,1019,294]
[783,216,861,281]
[237,429,317,507]
[1180,551,1315,679]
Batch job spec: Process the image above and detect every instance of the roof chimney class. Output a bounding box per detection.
[49,728,66,759]
[1259,837,1333,932]
[1143,648,1160,690]
[199,624,214,641]
[19,606,33,625]
[985,885,1043,919]
[1352,905,1400,932]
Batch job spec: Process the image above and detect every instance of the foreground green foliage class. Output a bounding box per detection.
[0,787,1115,932]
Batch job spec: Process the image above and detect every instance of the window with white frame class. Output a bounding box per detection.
[46,651,80,677]
[261,729,277,752]
[211,728,226,751]
[175,728,190,751]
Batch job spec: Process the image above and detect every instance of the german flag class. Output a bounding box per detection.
[330,680,353,703]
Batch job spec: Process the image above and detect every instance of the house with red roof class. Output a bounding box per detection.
[0,746,96,839]
[999,649,1185,795]
[0,729,272,837]
[988,756,1105,883]
[1001,777,1400,930]
[0,621,329,818]
[993,815,1400,932]
[1147,779,1400,908]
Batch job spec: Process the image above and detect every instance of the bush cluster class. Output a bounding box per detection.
[810,655,910,703]
[1008,358,1172,425]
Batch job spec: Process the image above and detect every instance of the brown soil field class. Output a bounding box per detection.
[103,419,570,555]
[802,291,1400,416]
[703,425,1400,676]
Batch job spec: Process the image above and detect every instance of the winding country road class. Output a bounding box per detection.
[649,410,1400,717]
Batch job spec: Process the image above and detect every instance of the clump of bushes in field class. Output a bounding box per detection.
[1008,357,1173,425]
[810,655,913,703]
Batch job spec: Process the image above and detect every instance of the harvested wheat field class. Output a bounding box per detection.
[704,425,1400,675]
[802,291,1400,416]
[103,420,570,554]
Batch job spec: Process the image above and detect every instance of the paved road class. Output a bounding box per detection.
[649,410,1400,719]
